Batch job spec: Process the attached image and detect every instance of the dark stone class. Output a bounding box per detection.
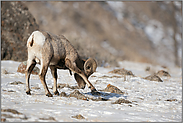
[71,114,85,119]
[109,68,135,77]
[10,81,24,85]
[1,109,23,115]
[102,84,125,95]
[60,92,67,97]
[112,98,132,104]
[17,61,40,75]
[156,70,171,77]
[144,74,163,82]
[1,1,39,61]
[68,90,89,101]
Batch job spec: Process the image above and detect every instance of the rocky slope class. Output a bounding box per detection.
[1,1,39,61]
[1,1,182,68]
[23,1,182,67]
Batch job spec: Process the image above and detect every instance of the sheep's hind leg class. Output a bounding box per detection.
[25,60,36,95]
[39,61,53,97]
[50,65,59,95]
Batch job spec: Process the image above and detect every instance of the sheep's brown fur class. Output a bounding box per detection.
[25,31,97,97]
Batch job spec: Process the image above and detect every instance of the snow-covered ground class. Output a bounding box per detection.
[1,60,182,122]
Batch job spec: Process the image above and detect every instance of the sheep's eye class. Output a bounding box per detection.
[87,66,90,69]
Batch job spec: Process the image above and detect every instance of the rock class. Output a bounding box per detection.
[156,70,171,77]
[72,114,85,119]
[145,66,150,71]
[57,83,79,89]
[31,87,40,90]
[1,118,6,122]
[10,81,24,85]
[1,114,14,118]
[8,90,15,92]
[144,74,163,82]
[165,99,177,102]
[1,109,23,115]
[1,69,9,74]
[39,117,56,121]
[102,84,125,95]
[1,1,39,61]
[17,61,40,75]
[60,92,68,97]
[1,109,28,120]
[99,75,122,78]
[109,68,135,77]
[68,90,88,101]
[112,98,132,104]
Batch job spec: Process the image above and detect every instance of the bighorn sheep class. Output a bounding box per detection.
[25,31,98,97]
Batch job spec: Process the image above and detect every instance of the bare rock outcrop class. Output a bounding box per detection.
[1,1,39,61]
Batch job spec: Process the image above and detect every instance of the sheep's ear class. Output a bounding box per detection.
[84,58,97,77]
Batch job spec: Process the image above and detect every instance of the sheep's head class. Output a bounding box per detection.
[74,58,97,89]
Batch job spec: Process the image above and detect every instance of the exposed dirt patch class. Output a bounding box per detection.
[1,109,23,115]
[165,99,178,102]
[101,84,125,95]
[57,83,79,89]
[17,61,40,75]
[71,114,85,119]
[1,114,14,118]
[10,81,24,85]
[1,108,28,121]
[31,87,40,90]
[1,118,6,122]
[144,74,163,82]
[112,98,132,104]
[60,92,68,97]
[8,90,16,92]
[39,117,56,121]
[99,75,122,78]
[1,69,9,74]
[145,66,151,71]
[156,70,171,77]
[68,90,89,101]
[109,68,135,77]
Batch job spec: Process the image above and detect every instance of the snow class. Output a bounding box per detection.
[1,60,182,122]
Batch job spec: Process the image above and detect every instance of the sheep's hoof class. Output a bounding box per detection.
[54,91,59,95]
[26,91,31,95]
[91,88,97,92]
[91,89,101,95]
[46,93,53,97]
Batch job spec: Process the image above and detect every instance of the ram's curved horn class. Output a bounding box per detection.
[84,58,97,77]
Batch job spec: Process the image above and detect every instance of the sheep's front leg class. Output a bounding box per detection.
[25,60,36,95]
[50,66,59,95]
[65,59,97,92]
[39,63,53,97]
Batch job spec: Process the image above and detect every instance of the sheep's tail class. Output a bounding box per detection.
[27,34,34,47]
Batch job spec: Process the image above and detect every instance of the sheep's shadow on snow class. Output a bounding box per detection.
[84,91,126,100]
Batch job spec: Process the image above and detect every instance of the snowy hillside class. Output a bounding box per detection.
[1,60,182,122]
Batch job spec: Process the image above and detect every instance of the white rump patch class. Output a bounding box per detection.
[27,31,46,47]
